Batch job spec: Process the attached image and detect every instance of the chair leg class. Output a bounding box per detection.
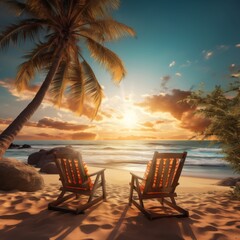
[48,191,76,212]
[163,197,189,217]
[101,172,107,201]
[131,199,152,220]
[129,176,134,206]
[159,197,164,205]
[170,196,176,205]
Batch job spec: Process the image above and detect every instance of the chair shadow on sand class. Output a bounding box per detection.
[107,203,197,240]
[0,186,106,240]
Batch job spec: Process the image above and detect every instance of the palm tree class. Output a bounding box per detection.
[0,0,135,159]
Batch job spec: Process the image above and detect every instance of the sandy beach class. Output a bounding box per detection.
[0,166,239,240]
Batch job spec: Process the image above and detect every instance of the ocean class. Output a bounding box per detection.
[4,140,238,179]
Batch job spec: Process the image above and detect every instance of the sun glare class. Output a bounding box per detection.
[123,110,138,128]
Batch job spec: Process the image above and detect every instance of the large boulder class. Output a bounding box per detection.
[0,158,44,192]
[19,144,31,149]
[27,149,47,166]
[218,177,240,186]
[28,146,78,174]
[40,162,59,174]
[8,143,31,149]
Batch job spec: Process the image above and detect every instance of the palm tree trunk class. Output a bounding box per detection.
[0,45,65,160]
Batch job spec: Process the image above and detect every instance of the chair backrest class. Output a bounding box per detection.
[54,151,92,190]
[142,152,187,194]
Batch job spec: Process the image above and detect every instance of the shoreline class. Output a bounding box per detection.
[0,167,239,239]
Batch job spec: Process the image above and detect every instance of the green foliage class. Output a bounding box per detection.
[231,182,240,200]
[186,81,240,174]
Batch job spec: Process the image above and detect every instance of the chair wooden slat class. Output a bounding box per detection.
[161,157,170,189]
[48,151,106,214]
[129,151,189,219]
[166,158,177,188]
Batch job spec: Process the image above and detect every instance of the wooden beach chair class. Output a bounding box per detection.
[129,151,189,220]
[48,152,106,214]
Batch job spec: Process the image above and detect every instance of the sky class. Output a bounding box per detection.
[0,0,240,141]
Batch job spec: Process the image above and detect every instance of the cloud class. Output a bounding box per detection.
[36,117,94,131]
[0,118,38,128]
[15,131,97,140]
[141,121,154,128]
[180,60,191,68]
[203,50,213,60]
[0,79,106,121]
[217,45,229,51]
[136,89,210,133]
[117,135,156,140]
[160,75,171,89]
[140,120,165,129]
[202,46,228,60]
[71,132,97,140]
[155,120,165,124]
[180,111,210,132]
[0,118,13,125]
[169,61,176,68]
[137,89,192,119]
[0,79,43,101]
[175,72,182,77]
[139,127,156,132]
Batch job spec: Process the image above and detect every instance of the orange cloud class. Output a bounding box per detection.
[71,132,97,140]
[37,117,94,131]
[0,79,45,101]
[160,75,171,89]
[117,135,157,140]
[137,89,209,133]
[0,79,107,121]
[141,121,154,128]
[16,131,97,140]
[156,120,165,124]
[180,111,210,132]
[137,89,192,119]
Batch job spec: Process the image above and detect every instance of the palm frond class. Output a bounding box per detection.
[82,60,103,116]
[0,19,44,50]
[71,0,120,24]
[87,19,136,41]
[0,0,26,16]
[26,0,56,19]
[87,38,126,83]
[85,0,120,18]
[67,61,85,114]
[50,60,69,106]
[16,61,35,91]
[15,40,55,91]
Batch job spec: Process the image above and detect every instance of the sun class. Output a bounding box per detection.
[123,110,138,128]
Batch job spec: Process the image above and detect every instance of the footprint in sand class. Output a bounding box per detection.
[225,220,239,226]
[87,216,100,222]
[199,225,218,232]
[211,233,228,239]
[112,210,120,215]
[28,196,40,201]
[80,224,99,234]
[190,213,201,220]
[12,199,24,205]
[205,207,220,214]
[101,224,113,229]
[191,209,205,216]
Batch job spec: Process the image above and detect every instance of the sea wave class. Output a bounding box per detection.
[4,140,236,178]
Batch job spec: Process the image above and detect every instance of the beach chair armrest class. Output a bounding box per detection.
[88,169,106,177]
[130,172,144,180]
